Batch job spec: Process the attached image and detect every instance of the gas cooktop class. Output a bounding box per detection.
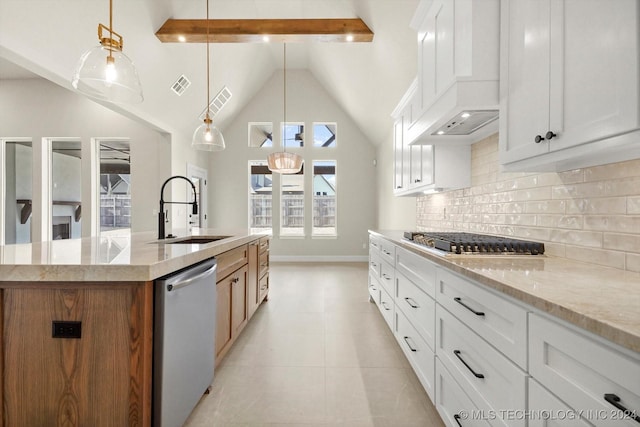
[404,231,545,255]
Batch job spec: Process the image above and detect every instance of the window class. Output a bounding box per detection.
[99,140,131,235]
[283,123,304,148]
[313,161,336,236]
[3,140,32,244]
[248,122,273,147]
[281,166,304,236]
[249,161,272,233]
[313,123,337,147]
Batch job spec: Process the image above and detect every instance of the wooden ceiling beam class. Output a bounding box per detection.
[155,18,374,43]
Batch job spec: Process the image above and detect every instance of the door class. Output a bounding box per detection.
[186,164,208,231]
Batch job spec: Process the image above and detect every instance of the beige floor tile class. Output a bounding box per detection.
[183,262,443,427]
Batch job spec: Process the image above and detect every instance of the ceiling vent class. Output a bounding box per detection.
[431,110,499,136]
[171,75,191,96]
[199,86,233,120]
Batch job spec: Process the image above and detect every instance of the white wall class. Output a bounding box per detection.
[208,70,377,259]
[0,78,170,239]
[375,133,416,231]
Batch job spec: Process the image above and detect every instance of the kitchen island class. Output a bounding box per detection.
[0,229,269,427]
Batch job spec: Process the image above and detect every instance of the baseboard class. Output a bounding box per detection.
[270,255,369,263]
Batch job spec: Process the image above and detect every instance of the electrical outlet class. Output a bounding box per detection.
[52,321,82,339]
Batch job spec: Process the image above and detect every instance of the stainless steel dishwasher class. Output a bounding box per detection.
[154,258,217,427]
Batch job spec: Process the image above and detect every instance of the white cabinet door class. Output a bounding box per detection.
[393,117,405,192]
[500,0,640,170]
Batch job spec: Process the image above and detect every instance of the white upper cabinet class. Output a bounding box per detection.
[407,0,500,145]
[500,0,640,171]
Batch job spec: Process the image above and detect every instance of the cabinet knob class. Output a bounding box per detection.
[545,131,557,140]
[534,134,545,143]
[414,179,421,183]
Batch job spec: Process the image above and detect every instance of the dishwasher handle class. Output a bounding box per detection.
[167,262,217,292]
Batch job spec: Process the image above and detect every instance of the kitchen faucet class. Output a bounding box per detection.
[158,175,198,239]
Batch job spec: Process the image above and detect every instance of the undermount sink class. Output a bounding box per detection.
[166,236,231,244]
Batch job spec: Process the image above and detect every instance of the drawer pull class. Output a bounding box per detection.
[382,249,391,255]
[370,262,378,268]
[404,297,419,309]
[454,414,463,427]
[403,336,418,352]
[382,274,392,281]
[454,297,485,316]
[453,350,485,379]
[604,394,640,423]
[381,301,391,311]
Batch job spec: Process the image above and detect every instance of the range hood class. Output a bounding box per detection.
[404,0,500,145]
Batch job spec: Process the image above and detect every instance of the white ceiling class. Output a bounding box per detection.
[0,0,419,146]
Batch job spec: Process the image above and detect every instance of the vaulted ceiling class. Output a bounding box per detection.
[0,0,419,147]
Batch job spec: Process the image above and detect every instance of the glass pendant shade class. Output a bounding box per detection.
[192,117,226,151]
[72,45,143,104]
[267,151,303,174]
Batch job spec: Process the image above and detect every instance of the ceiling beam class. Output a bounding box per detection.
[155,18,374,43]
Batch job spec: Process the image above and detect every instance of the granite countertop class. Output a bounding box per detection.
[370,230,640,354]
[0,228,269,282]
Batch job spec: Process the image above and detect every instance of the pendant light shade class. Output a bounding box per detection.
[192,0,225,151]
[72,2,143,104]
[268,43,303,174]
[267,151,303,174]
[192,116,226,151]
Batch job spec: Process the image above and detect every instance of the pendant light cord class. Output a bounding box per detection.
[283,43,287,153]
[205,0,211,121]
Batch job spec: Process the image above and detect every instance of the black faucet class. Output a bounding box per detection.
[158,175,198,239]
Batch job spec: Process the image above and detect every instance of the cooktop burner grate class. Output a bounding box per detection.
[404,232,545,255]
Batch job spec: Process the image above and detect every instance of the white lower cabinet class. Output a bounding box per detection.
[528,378,594,427]
[435,358,492,427]
[529,313,640,427]
[395,307,435,400]
[436,305,527,427]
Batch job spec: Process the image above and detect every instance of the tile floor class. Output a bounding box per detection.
[184,262,445,427]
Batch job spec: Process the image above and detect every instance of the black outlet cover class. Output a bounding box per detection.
[52,321,82,339]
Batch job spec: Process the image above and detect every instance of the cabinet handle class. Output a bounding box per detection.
[382,249,391,255]
[404,297,419,309]
[454,414,464,427]
[453,350,484,379]
[414,179,421,183]
[454,297,485,316]
[381,301,391,311]
[382,274,392,281]
[534,134,545,143]
[231,277,239,283]
[396,186,403,189]
[604,394,640,423]
[403,336,417,352]
[370,262,378,268]
[545,131,557,140]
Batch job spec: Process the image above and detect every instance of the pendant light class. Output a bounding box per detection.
[267,43,303,174]
[71,0,143,103]
[192,0,226,151]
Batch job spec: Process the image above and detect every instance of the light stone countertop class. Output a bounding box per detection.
[370,230,640,354]
[0,229,268,282]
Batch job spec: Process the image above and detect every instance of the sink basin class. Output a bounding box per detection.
[166,236,231,244]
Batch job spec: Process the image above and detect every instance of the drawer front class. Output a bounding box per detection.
[379,238,396,266]
[436,268,527,368]
[395,308,435,401]
[259,236,270,253]
[396,270,435,350]
[529,314,640,427]
[258,273,269,302]
[368,274,380,304]
[435,358,492,427]
[369,253,382,278]
[217,245,248,280]
[378,285,394,330]
[396,246,436,298]
[258,249,269,278]
[369,235,382,253]
[436,305,527,427]
[528,379,594,427]
[378,258,395,297]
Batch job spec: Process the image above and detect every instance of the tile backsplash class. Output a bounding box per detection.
[416,134,640,272]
